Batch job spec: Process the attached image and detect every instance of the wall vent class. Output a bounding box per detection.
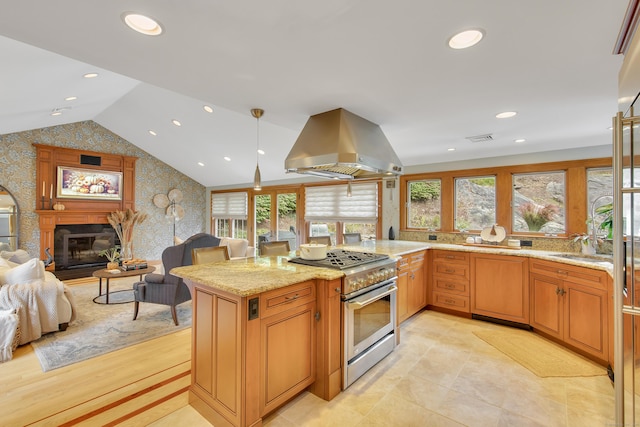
[465,133,494,143]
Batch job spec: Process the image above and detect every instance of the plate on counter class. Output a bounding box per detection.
[480,225,506,243]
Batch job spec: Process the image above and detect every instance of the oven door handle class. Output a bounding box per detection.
[347,285,398,308]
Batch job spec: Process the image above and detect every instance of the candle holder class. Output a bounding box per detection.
[50,198,53,210]
[41,196,45,210]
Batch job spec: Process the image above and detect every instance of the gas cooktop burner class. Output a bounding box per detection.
[288,249,389,270]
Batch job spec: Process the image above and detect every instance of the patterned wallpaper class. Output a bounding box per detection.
[0,120,206,261]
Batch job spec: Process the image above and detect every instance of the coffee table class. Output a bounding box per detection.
[92,266,156,304]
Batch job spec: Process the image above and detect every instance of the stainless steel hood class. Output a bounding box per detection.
[285,108,403,179]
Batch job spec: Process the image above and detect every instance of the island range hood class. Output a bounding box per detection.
[284,108,403,180]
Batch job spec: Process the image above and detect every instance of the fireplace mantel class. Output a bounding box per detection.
[35,144,137,268]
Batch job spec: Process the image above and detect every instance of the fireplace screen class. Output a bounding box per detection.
[54,224,119,270]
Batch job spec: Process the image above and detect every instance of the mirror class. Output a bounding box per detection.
[0,185,19,252]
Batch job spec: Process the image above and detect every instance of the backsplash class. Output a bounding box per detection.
[0,120,206,261]
[398,230,613,255]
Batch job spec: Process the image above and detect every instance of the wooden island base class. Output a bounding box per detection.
[183,277,342,427]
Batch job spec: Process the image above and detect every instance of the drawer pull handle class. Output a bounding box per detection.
[284,293,300,302]
[445,269,455,273]
[444,299,456,305]
[556,270,568,276]
[445,256,455,259]
[445,284,455,289]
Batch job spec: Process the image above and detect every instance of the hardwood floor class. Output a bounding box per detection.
[0,279,192,427]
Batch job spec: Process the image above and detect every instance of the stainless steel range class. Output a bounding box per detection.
[289,249,397,388]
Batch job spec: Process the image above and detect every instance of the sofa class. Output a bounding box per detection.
[0,250,76,361]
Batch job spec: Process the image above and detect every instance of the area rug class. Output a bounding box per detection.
[473,328,606,378]
[30,279,191,372]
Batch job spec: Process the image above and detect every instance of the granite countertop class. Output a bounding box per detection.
[171,255,344,297]
[172,240,614,297]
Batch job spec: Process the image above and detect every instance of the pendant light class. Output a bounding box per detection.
[346,180,352,197]
[251,108,264,191]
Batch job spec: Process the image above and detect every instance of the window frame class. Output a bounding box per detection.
[399,157,612,237]
[406,178,442,230]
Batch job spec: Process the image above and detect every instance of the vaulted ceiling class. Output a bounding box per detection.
[0,1,630,187]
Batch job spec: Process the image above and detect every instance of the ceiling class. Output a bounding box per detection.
[0,1,631,187]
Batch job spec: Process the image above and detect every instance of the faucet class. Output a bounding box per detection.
[589,194,613,253]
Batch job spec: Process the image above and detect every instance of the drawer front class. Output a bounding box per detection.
[408,250,426,266]
[529,259,608,290]
[433,250,469,264]
[433,263,469,281]
[261,280,316,318]
[432,291,470,312]
[433,278,469,295]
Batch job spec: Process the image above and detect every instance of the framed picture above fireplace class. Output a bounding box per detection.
[56,166,123,200]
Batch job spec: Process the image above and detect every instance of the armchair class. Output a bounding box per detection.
[132,233,220,325]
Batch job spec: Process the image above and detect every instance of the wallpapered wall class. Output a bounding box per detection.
[0,120,206,261]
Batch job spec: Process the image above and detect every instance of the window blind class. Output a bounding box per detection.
[305,183,378,222]
[211,192,248,220]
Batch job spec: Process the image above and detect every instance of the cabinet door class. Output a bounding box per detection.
[529,273,563,339]
[564,281,608,361]
[471,254,529,324]
[396,257,410,323]
[261,300,316,415]
[408,262,426,315]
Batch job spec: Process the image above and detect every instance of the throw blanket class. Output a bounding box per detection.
[0,280,59,345]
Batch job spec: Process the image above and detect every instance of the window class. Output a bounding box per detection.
[305,182,378,243]
[211,191,248,238]
[455,176,496,230]
[513,171,565,234]
[407,179,441,229]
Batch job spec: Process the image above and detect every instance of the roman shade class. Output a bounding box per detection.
[211,192,248,220]
[305,183,378,222]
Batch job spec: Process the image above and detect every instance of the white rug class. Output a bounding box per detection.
[30,279,191,372]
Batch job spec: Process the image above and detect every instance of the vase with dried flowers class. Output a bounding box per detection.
[107,209,148,260]
[99,246,121,270]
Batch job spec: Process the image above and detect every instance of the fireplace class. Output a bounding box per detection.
[54,224,119,276]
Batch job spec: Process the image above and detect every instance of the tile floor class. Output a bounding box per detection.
[150,310,614,427]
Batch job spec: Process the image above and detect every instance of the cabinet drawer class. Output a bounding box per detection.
[432,250,469,264]
[408,250,426,266]
[260,280,316,318]
[432,291,470,312]
[433,278,469,295]
[529,258,608,290]
[433,263,469,281]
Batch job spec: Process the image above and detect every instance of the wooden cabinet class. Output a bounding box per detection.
[529,258,609,362]
[397,250,427,323]
[471,254,529,324]
[431,250,470,313]
[260,281,316,415]
[187,279,318,427]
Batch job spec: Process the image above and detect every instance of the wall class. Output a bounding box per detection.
[0,120,206,260]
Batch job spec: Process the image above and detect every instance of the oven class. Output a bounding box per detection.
[288,249,397,389]
[343,277,397,388]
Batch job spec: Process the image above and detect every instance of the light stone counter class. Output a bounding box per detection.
[172,240,614,297]
[171,255,343,297]
[340,240,613,274]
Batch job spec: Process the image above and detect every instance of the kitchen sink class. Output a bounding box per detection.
[548,253,613,265]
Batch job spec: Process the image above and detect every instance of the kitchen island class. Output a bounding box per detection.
[172,256,345,427]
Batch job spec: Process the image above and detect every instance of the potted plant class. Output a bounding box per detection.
[99,246,121,270]
[595,202,613,239]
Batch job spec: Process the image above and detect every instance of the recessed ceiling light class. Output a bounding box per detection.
[203,105,213,113]
[257,149,265,155]
[224,156,231,162]
[198,162,205,167]
[447,148,456,151]
[496,111,517,119]
[148,130,157,136]
[65,96,77,101]
[122,12,163,36]
[448,29,485,49]
[83,73,98,79]
[172,119,181,127]
[514,138,526,143]
[50,110,63,116]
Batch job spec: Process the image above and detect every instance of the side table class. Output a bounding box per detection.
[92,266,156,304]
